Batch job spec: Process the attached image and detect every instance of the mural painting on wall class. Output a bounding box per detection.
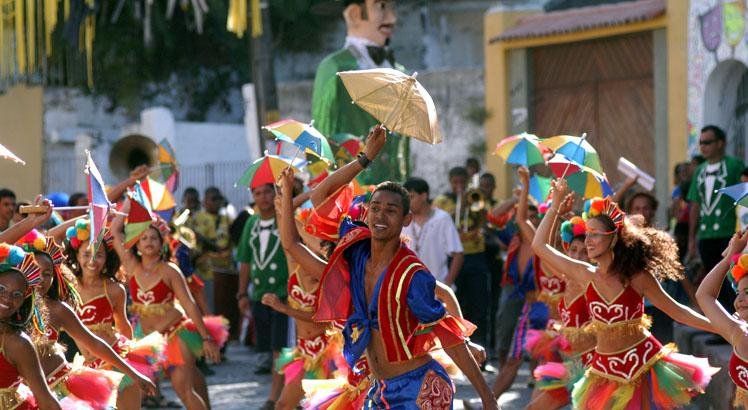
[690,0,748,155]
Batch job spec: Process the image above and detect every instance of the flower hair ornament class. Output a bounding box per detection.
[65,218,113,251]
[728,253,748,291]
[560,216,586,251]
[583,197,625,232]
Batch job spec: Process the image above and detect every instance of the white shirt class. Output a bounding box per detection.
[344,36,393,70]
[401,207,463,282]
[258,218,275,256]
[704,162,721,206]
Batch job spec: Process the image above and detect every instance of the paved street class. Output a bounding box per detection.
[155,343,535,409]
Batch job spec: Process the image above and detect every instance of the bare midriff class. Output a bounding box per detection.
[138,307,184,335]
[366,329,432,380]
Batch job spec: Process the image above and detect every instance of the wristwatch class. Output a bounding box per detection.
[357,153,372,168]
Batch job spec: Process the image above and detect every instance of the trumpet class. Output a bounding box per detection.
[455,188,486,233]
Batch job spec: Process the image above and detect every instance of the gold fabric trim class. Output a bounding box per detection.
[736,386,748,409]
[0,387,23,410]
[537,291,563,306]
[586,314,652,338]
[560,326,597,347]
[129,302,172,318]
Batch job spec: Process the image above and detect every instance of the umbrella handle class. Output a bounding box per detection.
[559,133,587,179]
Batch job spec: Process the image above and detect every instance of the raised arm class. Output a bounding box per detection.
[0,196,53,243]
[108,198,140,275]
[696,231,748,341]
[106,165,149,203]
[277,168,327,280]
[163,263,221,363]
[611,175,637,205]
[515,167,536,243]
[8,333,61,410]
[633,272,712,332]
[48,300,156,395]
[531,179,595,285]
[309,125,386,207]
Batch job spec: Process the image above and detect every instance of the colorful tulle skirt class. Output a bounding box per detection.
[141,315,229,370]
[302,357,371,410]
[524,322,569,363]
[0,383,37,410]
[276,332,344,384]
[572,336,719,410]
[84,332,166,390]
[47,360,123,410]
[533,348,594,405]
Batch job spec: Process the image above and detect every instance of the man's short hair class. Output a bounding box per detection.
[480,172,496,184]
[626,191,659,212]
[701,125,726,142]
[742,167,748,178]
[0,189,16,201]
[448,166,468,180]
[68,192,86,206]
[466,157,480,170]
[403,177,429,196]
[184,187,199,197]
[204,186,221,199]
[372,181,410,215]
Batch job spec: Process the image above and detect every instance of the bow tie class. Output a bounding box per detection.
[367,45,395,66]
[259,225,274,231]
[705,170,721,177]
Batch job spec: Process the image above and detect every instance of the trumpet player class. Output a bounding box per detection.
[433,166,492,352]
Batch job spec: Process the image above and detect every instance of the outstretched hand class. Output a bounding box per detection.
[363,124,387,160]
[517,166,530,188]
[24,195,54,227]
[726,230,748,257]
[557,192,576,216]
[277,167,295,197]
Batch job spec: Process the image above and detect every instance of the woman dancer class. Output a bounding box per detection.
[110,208,223,410]
[0,245,60,409]
[532,179,717,409]
[32,227,155,408]
[56,223,163,410]
[696,230,748,408]
[528,196,596,410]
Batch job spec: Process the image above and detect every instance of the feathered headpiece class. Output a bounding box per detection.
[65,218,112,251]
[729,253,748,291]
[0,244,40,297]
[17,229,76,303]
[560,216,586,251]
[583,197,625,231]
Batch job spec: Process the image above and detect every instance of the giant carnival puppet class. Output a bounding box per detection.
[311,0,409,185]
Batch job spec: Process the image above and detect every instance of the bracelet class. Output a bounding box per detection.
[236,292,249,300]
[202,335,214,342]
[357,153,372,168]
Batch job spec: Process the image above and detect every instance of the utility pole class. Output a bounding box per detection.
[249,0,279,155]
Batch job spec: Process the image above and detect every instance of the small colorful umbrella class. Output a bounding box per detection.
[264,119,334,163]
[494,133,544,167]
[236,154,300,189]
[124,197,154,249]
[549,155,612,198]
[528,174,552,204]
[338,68,442,144]
[140,177,176,221]
[150,139,179,192]
[0,142,25,165]
[717,182,748,207]
[540,135,603,174]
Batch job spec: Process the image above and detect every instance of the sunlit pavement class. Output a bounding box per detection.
[155,343,534,409]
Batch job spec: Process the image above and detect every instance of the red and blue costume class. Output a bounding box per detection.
[314,220,475,409]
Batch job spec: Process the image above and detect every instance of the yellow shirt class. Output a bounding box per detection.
[433,194,485,255]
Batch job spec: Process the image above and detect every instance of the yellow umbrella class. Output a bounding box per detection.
[337,68,442,145]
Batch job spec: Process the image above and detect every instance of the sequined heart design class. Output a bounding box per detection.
[290,284,315,307]
[301,337,324,357]
[137,289,156,305]
[540,276,563,293]
[560,307,571,327]
[589,301,625,324]
[738,365,748,388]
[77,305,97,325]
[606,348,640,380]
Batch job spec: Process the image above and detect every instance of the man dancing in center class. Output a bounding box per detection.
[313,179,498,409]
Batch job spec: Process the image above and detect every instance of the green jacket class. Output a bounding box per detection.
[311,48,409,184]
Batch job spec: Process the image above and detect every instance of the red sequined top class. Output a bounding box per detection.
[585,282,644,325]
[129,276,174,306]
[287,271,316,313]
[730,350,748,392]
[534,260,565,297]
[559,294,591,329]
[0,342,20,388]
[77,293,114,327]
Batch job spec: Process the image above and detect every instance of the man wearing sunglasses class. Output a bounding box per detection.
[688,125,745,317]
